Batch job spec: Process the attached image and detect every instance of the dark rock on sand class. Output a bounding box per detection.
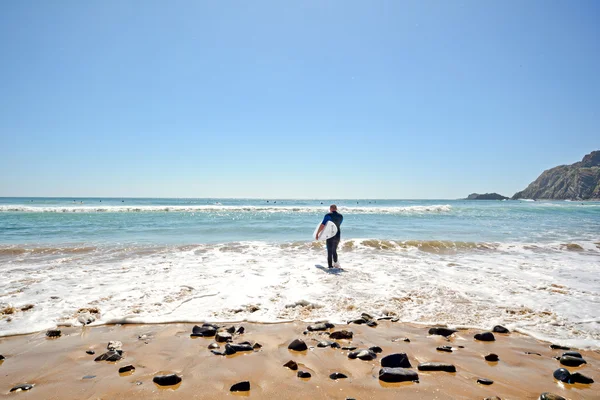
[539,393,566,400]
[550,344,570,350]
[559,355,587,367]
[46,329,61,338]
[378,367,419,383]
[348,350,377,361]
[215,332,232,343]
[10,384,34,392]
[525,352,542,356]
[493,325,510,334]
[226,326,236,334]
[369,346,383,353]
[86,350,95,355]
[329,372,348,380]
[208,343,220,350]
[392,337,411,343]
[252,342,262,350]
[119,365,135,374]
[191,325,217,337]
[381,353,412,368]
[485,353,499,362]
[153,374,182,386]
[553,368,571,382]
[367,321,378,327]
[330,330,353,340]
[284,360,298,370]
[236,326,245,334]
[230,381,250,392]
[437,346,453,352]
[569,372,594,384]
[348,318,367,325]
[297,371,311,378]
[288,339,308,351]
[342,346,357,351]
[211,350,225,356]
[418,363,456,372]
[474,332,495,341]
[562,351,583,359]
[331,342,340,348]
[94,351,123,362]
[225,343,254,355]
[307,322,335,331]
[428,327,457,337]
[0,355,4,360]
[477,378,494,385]
[317,340,335,348]
[82,375,96,379]
[362,312,374,320]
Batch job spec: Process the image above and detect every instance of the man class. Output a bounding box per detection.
[316,204,343,268]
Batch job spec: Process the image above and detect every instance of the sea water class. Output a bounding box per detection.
[0,198,599,348]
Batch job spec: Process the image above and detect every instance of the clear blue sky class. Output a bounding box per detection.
[1,0,598,198]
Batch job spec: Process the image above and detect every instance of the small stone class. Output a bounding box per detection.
[485,353,499,362]
[539,393,566,400]
[369,346,383,353]
[559,355,587,367]
[361,312,374,320]
[225,343,253,355]
[226,326,236,334]
[367,320,378,327]
[525,352,541,356]
[20,304,34,312]
[107,341,122,351]
[378,367,419,383]
[119,365,135,374]
[307,322,335,331]
[283,360,298,370]
[392,337,411,343]
[236,326,245,334]
[550,344,570,350]
[288,339,308,351]
[135,381,143,385]
[211,350,225,356]
[562,351,583,359]
[86,350,95,355]
[553,368,570,382]
[381,353,411,368]
[330,330,353,340]
[208,343,220,350]
[356,350,377,360]
[474,332,495,341]
[10,384,34,392]
[437,346,453,352]
[349,317,367,324]
[46,329,61,338]
[342,346,357,351]
[82,375,96,379]
[428,327,457,337]
[478,378,494,385]
[215,332,232,343]
[191,325,217,337]
[94,351,123,362]
[331,342,340,348]
[230,381,250,392]
[138,334,148,340]
[484,397,502,400]
[569,372,594,384]
[317,340,335,348]
[418,362,456,372]
[297,370,311,378]
[492,325,510,334]
[153,374,181,386]
[252,343,262,349]
[330,372,348,380]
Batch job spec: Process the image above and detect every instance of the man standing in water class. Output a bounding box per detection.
[316,204,343,268]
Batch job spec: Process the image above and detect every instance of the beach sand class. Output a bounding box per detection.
[0,321,598,399]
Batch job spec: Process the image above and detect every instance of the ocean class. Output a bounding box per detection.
[1,197,599,348]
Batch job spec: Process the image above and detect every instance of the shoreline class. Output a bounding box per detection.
[0,321,597,399]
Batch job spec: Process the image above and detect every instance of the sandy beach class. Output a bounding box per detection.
[0,320,597,399]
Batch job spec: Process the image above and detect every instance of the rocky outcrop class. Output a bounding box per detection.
[466,193,509,200]
[513,151,600,200]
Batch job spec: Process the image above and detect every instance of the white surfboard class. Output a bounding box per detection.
[313,221,338,241]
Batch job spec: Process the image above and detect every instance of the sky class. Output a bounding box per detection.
[0,1,599,199]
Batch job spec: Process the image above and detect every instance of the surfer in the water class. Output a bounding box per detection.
[316,205,343,268]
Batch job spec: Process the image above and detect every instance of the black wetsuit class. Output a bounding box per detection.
[322,211,343,268]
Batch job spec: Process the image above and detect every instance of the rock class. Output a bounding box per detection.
[477,378,494,385]
[539,393,566,400]
[378,367,419,383]
[474,332,495,341]
[559,355,587,367]
[252,342,262,350]
[348,318,367,325]
[0,355,4,360]
[119,365,135,374]
[10,384,34,392]
[492,325,510,334]
[331,342,340,348]
[230,381,250,392]
[191,324,217,337]
[392,337,411,343]
[361,312,374,320]
[317,340,335,348]
[485,353,499,362]
[46,329,61,338]
[236,326,245,334]
[418,363,456,372]
[428,327,457,337]
[330,372,348,380]
[356,350,377,360]
[307,322,335,331]
[525,352,542,356]
[381,353,412,368]
[94,351,123,362]
[569,372,594,384]
[297,371,311,378]
[215,332,232,343]
[369,346,383,353]
[283,360,298,370]
[226,326,236,334]
[225,343,254,355]
[153,374,182,386]
[562,351,583,359]
[484,397,502,400]
[330,330,353,340]
[107,341,122,351]
[208,343,220,350]
[211,350,225,356]
[342,346,357,351]
[82,375,96,379]
[367,321,378,327]
[553,368,570,382]
[86,350,95,355]
[550,344,570,350]
[437,346,453,352]
[466,193,509,200]
[288,339,308,351]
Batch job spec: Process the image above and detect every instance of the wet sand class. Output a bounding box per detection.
[0,321,598,399]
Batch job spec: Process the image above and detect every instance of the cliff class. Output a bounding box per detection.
[512,151,600,200]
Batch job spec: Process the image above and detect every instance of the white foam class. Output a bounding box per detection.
[1,240,599,349]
